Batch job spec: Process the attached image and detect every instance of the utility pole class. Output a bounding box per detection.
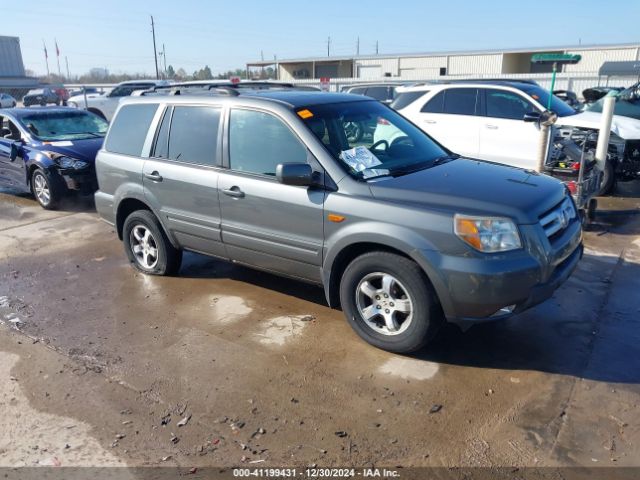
[65,56,70,79]
[162,43,167,75]
[150,15,159,79]
[327,36,331,57]
[376,40,379,55]
[356,37,360,55]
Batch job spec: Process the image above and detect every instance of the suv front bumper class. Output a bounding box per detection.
[417,218,583,323]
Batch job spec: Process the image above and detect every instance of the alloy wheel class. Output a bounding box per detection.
[355,272,413,336]
[130,224,159,270]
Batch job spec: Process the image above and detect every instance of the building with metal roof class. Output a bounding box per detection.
[247,42,640,81]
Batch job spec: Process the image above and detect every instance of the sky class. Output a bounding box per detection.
[7,0,640,77]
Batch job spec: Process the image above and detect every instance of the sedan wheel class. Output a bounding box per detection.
[33,173,50,206]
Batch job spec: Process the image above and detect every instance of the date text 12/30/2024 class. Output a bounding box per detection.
[233,468,401,478]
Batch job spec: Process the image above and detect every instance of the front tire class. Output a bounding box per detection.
[123,210,182,276]
[31,168,62,210]
[597,161,615,196]
[339,251,443,353]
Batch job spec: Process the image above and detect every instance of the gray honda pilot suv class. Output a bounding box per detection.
[95,90,583,353]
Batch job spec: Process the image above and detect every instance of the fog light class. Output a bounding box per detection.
[491,304,516,317]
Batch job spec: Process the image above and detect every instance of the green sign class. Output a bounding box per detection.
[531,53,582,65]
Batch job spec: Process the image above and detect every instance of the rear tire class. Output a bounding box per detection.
[339,251,443,353]
[123,210,182,276]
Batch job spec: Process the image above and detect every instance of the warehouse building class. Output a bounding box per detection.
[247,42,640,81]
[0,35,38,90]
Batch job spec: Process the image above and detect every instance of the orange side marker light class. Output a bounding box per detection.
[328,214,346,223]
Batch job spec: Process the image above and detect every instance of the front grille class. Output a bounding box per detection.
[625,140,640,161]
[539,197,576,239]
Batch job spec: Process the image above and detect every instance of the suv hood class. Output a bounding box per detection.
[35,136,104,162]
[368,158,566,224]
[555,111,640,140]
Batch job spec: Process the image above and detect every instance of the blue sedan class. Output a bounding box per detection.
[0,107,108,209]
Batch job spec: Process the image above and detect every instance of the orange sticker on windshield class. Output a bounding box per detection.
[297,109,314,119]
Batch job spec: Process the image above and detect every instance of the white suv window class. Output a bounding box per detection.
[485,89,537,120]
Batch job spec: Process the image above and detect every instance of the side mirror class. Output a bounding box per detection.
[276,163,315,186]
[523,110,557,126]
[523,111,541,123]
[10,141,22,162]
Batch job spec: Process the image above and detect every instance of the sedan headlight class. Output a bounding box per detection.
[54,156,89,169]
[454,215,522,253]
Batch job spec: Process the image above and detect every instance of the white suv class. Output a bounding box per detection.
[67,80,169,121]
[387,81,640,193]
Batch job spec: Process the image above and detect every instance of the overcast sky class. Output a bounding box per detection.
[8,0,640,77]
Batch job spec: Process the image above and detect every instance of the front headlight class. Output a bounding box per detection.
[68,101,78,108]
[54,156,88,169]
[454,215,522,253]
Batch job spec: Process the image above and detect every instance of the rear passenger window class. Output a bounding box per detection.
[229,109,307,176]
[442,88,478,115]
[421,91,444,113]
[391,91,427,110]
[167,106,221,166]
[105,104,158,156]
[365,87,389,101]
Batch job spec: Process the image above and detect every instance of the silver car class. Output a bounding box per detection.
[94,90,582,353]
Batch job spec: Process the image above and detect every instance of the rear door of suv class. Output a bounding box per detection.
[414,87,481,158]
[142,103,226,257]
[217,107,325,282]
[478,87,541,169]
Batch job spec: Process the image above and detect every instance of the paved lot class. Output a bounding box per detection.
[0,183,639,472]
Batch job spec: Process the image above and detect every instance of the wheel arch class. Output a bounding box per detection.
[115,197,178,249]
[323,234,449,315]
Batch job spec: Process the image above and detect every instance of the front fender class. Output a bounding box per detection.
[322,222,453,312]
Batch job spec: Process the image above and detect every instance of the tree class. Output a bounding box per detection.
[175,68,187,80]
[166,65,176,79]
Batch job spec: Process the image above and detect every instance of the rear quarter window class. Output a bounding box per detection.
[391,91,428,110]
[104,104,158,156]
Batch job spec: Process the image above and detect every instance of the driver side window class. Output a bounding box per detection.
[485,89,537,120]
[0,117,21,140]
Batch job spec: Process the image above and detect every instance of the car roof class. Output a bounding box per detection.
[123,90,371,109]
[398,80,539,92]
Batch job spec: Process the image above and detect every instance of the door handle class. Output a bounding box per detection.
[485,124,498,130]
[144,171,163,182]
[423,120,436,124]
[222,186,245,198]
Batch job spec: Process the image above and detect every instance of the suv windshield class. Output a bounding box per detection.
[299,100,448,180]
[521,85,577,117]
[20,111,109,141]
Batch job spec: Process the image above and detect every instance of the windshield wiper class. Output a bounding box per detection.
[387,155,455,177]
[65,131,104,138]
[432,153,460,165]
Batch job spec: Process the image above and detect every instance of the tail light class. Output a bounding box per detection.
[377,117,390,125]
[571,162,581,171]
[565,181,577,195]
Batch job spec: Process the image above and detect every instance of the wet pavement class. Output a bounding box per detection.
[0,183,639,471]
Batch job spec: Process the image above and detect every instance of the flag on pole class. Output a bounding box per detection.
[55,39,60,57]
